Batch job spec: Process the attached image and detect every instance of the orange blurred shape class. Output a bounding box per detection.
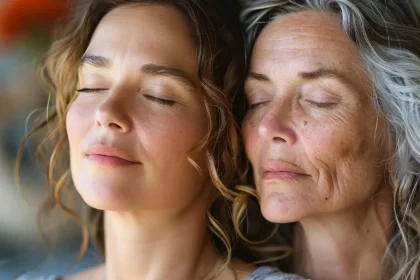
[0,0,69,44]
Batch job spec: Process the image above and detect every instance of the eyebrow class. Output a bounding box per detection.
[141,64,196,91]
[247,72,270,82]
[247,68,354,88]
[80,54,196,91]
[80,55,111,68]
[298,68,352,86]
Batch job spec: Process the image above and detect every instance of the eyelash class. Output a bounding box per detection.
[306,100,337,109]
[247,100,337,112]
[143,95,175,106]
[248,101,270,110]
[76,88,107,93]
[76,88,175,107]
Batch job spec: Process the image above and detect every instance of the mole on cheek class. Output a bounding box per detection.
[303,121,307,126]
[340,146,352,157]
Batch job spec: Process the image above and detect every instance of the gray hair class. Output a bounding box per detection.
[241,0,420,279]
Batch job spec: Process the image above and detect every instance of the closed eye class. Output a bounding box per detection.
[76,88,175,106]
[76,88,108,93]
[144,95,175,106]
[306,100,337,109]
[248,101,270,110]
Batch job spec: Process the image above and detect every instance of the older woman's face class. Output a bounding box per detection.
[243,11,388,222]
[66,5,209,211]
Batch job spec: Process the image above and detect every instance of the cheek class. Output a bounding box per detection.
[300,122,350,190]
[302,121,354,163]
[302,120,380,200]
[66,100,94,147]
[242,119,260,166]
[66,101,95,182]
[139,111,208,166]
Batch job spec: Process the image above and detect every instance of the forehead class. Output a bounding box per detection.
[250,10,369,88]
[85,4,197,71]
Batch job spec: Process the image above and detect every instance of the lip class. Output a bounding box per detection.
[261,160,308,181]
[85,144,141,166]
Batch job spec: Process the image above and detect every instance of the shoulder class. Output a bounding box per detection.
[60,264,104,280]
[16,265,104,280]
[16,276,59,280]
[245,266,310,280]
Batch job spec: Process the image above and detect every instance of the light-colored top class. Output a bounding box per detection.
[246,266,309,280]
[16,276,58,280]
[18,266,309,280]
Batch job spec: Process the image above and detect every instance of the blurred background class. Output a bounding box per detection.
[0,0,420,279]
[0,1,102,279]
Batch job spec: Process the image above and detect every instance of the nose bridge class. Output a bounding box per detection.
[261,97,290,128]
[95,85,133,132]
[258,97,297,145]
[98,86,125,113]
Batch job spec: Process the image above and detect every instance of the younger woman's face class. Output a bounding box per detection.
[66,5,210,212]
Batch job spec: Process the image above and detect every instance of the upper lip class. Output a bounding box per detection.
[85,144,140,163]
[261,160,307,175]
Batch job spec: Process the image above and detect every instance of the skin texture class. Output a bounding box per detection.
[65,5,252,280]
[243,11,393,280]
[68,5,208,213]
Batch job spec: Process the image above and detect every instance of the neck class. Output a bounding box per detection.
[293,187,394,280]
[103,188,221,280]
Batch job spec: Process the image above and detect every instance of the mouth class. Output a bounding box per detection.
[261,160,308,181]
[263,171,307,181]
[85,144,141,167]
[86,154,140,166]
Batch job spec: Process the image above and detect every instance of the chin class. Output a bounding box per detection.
[260,192,304,223]
[75,180,137,211]
[81,196,125,211]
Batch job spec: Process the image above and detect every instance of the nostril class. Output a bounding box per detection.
[273,136,287,142]
[95,105,131,133]
[109,123,123,130]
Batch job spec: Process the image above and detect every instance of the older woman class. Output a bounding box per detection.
[236,0,420,279]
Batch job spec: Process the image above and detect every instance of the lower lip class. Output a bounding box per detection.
[87,155,140,167]
[263,171,306,181]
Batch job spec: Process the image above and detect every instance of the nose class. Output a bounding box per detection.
[95,90,132,133]
[258,102,297,145]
